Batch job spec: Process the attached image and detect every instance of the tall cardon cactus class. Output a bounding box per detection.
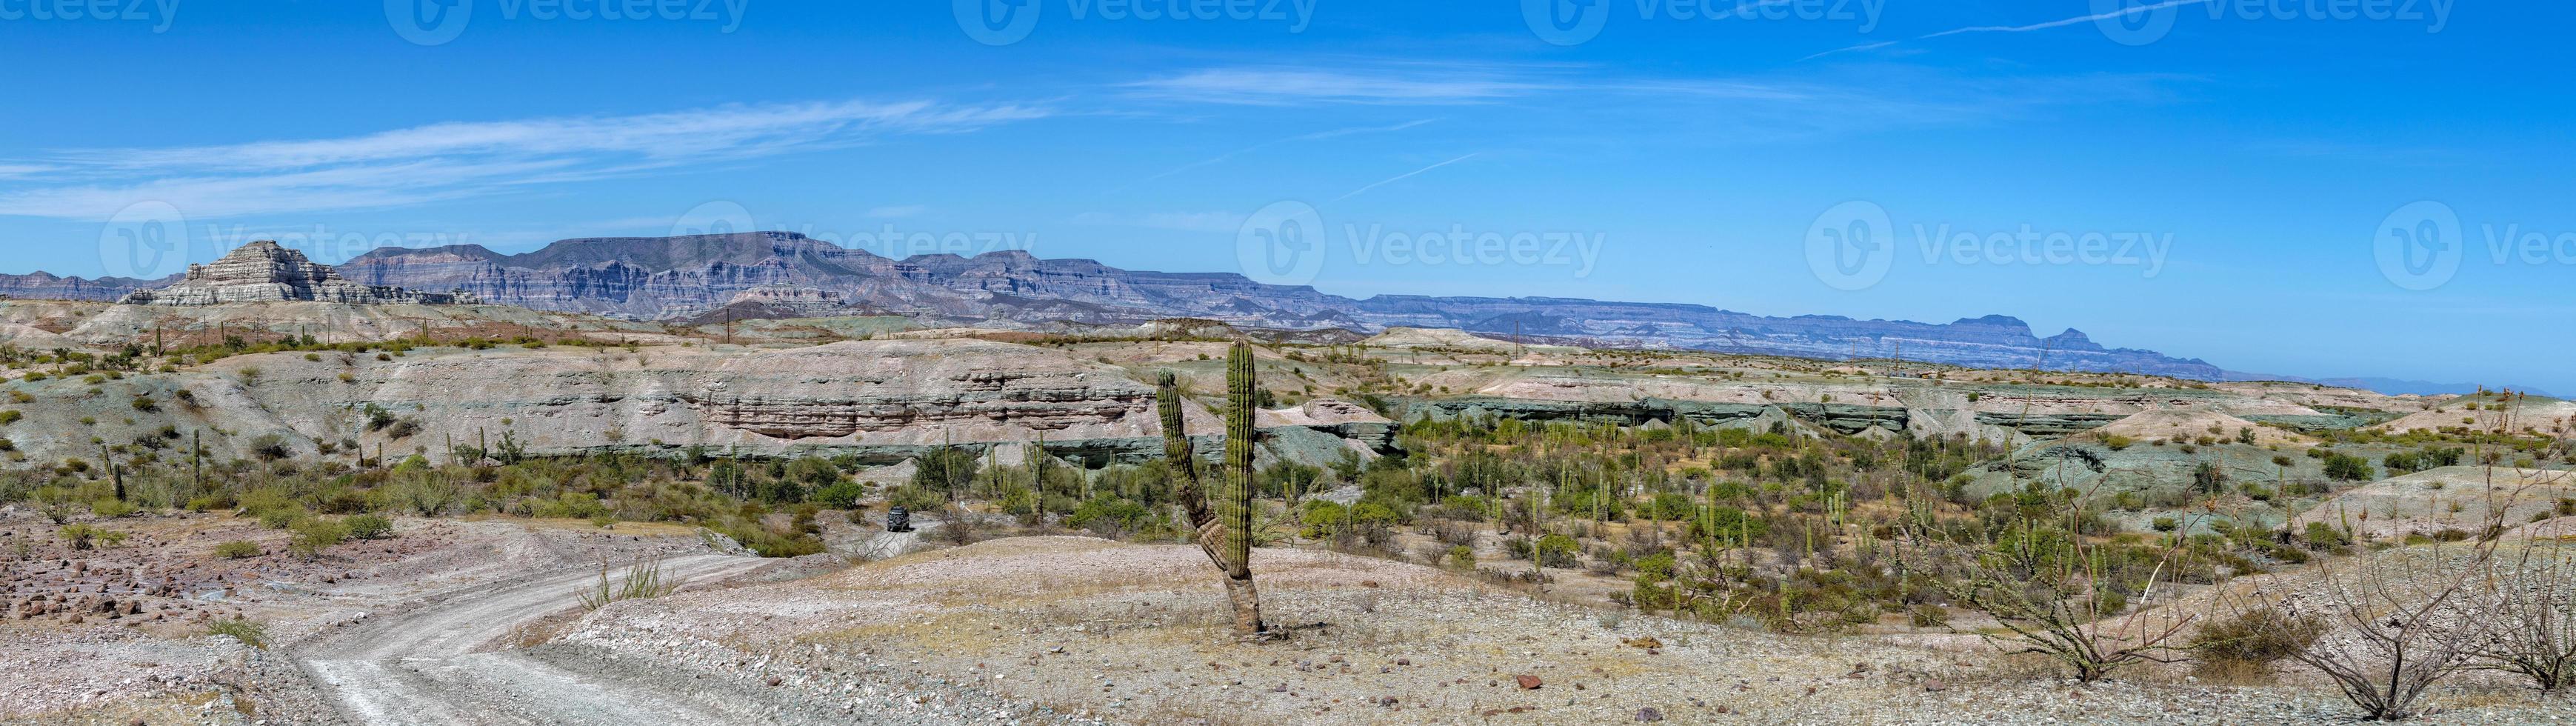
[1157,341,1270,638]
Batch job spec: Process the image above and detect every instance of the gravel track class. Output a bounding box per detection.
[292,554,778,726]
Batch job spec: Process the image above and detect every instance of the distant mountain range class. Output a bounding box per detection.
[0,231,2399,387]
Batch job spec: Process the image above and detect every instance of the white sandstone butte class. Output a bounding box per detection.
[119,241,478,307]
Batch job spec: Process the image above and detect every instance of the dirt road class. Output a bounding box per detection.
[293,554,781,725]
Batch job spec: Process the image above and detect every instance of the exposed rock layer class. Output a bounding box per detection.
[118,242,473,307]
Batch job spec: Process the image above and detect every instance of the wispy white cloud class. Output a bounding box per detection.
[1124,68,1543,106]
[1923,0,2214,38]
[1331,152,1481,202]
[0,99,1049,220]
[1806,0,2217,60]
[1799,40,1895,62]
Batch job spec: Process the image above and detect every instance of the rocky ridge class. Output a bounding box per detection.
[117,241,475,307]
[13,233,2233,380]
[321,233,2223,379]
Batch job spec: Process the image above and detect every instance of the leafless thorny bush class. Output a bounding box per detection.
[2213,400,2573,720]
[1898,505,2209,683]
[2472,534,2576,693]
[2466,408,2576,694]
[937,503,984,546]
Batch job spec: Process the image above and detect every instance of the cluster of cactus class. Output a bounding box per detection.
[1157,342,1269,638]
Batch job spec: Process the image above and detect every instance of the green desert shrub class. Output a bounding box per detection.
[344,514,393,541]
[1535,533,1581,568]
[206,618,267,648]
[90,498,135,518]
[810,480,867,510]
[213,540,261,559]
[287,517,348,558]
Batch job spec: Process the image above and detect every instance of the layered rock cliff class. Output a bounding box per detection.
[335,233,2220,379]
[119,242,475,307]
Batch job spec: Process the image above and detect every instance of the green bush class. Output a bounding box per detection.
[213,540,261,559]
[1642,493,1694,521]
[2323,453,2375,482]
[206,618,267,648]
[59,524,99,550]
[256,505,307,529]
[1535,533,1581,568]
[287,517,348,557]
[884,484,946,513]
[811,480,867,509]
[714,521,825,558]
[90,498,135,518]
[2302,521,2349,551]
[1067,495,1154,539]
[0,410,20,425]
[345,514,393,541]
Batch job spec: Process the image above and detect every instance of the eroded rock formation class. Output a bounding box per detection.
[119,242,475,307]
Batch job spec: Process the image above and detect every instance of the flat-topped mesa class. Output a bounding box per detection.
[119,241,478,307]
[730,284,847,312]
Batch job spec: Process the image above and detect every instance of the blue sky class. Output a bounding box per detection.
[1,0,2569,390]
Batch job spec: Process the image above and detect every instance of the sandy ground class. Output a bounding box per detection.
[0,510,725,724]
[7,516,2576,725]
[2292,466,2576,539]
[2091,407,2312,446]
[550,536,2576,725]
[294,553,789,725]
